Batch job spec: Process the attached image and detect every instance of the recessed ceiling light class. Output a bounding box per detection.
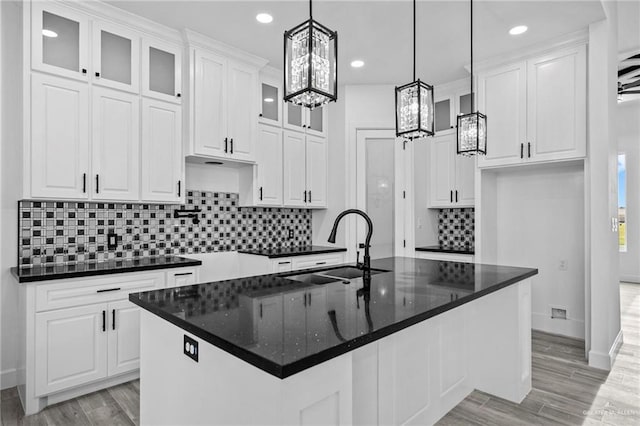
[264,97,274,103]
[256,13,273,24]
[350,60,365,68]
[509,25,528,36]
[42,29,58,38]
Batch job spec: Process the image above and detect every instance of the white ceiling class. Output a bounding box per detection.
[106,0,605,85]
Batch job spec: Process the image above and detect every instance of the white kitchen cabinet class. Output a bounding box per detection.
[283,130,327,208]
[284,103,328,138]
[258,76,282,126]
[91,20,140,94]
[477,44,586,168]
[414,251,475,263]
[142,37,182,104]
[35,304,108,397]
[272,259,294,273]
[428,133,475,208]
[434,94,455,134]
[107,300,141,377]
[92,87,140,201]
[292,253,344,270]
[477,61,527,168]
[31,2,89,81]
[141,98,183,203]
[190,48,257,162]
[30,73,89,199]
[166,268,199,288]
[526,46,586,163]
[255,125,283,206]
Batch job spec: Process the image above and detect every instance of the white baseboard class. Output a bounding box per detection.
[1,368,17,390]
[588,329,623,371]
[619,275,640,284]
[532,312,585,339]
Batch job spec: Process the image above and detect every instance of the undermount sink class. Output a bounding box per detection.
[285,266,390,285]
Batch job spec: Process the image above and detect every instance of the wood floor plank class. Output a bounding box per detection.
[83,403,135,426]
[41,400,90,426]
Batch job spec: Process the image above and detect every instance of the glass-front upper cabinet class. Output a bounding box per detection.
[283,103,327,137]
[458,92,474,115]
[92,21,140,93]
[259,77,282,126]
[305,106,326,137]
[32,2,89,81]
[142,38,182,104]
[434,95,455,134]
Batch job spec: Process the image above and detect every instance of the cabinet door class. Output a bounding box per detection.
[256,125,283,206]
[141,99,182,203]
[305,136,327,208]
[428,134,456,208]
[92,87,140,201]
[31,73,89,199]
[434,95,455,134]
[31,2,89,81]
[305,107,327,137]
[35,304,107,396]
[455,153,475,207]
[305,287,328,354]
[284,103,305,132]
[259,79,282,126]
[477,62,527,168]
[194,50,228,157]
[283,131,307,207]
[527,46,586,162]
[107,300,141,377]
[142,38,182,104]
[227,60,257,161]
[272,259,293,273]
[92,21,140,93]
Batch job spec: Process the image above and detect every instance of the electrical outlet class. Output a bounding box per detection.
[107,232,118,250]
[184,335,199,362]
[559,259,568,271]
[288,228,294,239]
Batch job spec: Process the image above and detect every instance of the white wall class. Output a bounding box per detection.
[1,0,22,390]
[586,1,622,370]
[618,100,640,282]
[494,163,586,339]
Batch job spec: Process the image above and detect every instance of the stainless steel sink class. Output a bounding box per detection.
[286,274,343,285]
[321,266,388,279]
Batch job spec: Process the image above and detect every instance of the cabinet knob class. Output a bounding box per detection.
[259,113,263,117]
[95,72,100,78]
[176,93,181,98]
[81,68,87,74]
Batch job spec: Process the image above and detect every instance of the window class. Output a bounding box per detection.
[619,153,627,252]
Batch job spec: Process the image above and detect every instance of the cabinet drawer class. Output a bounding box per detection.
[166,267,200,288]
[292,254,345,270]
[415,252,474,263]
[36,271,165,312]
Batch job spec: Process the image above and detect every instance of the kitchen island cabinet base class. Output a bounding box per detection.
[139,279,531,425]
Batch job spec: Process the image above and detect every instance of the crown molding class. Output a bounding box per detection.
[183,29,268,69]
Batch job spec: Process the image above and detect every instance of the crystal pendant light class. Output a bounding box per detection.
[457,0,487,156]
[284,0,338,109]
[395,0,434,140]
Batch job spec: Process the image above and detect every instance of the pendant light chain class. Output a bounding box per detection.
[309,0,312,19]
[413,0,416,81]
[470,0,474,110]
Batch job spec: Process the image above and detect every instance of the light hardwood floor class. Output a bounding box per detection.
[2,283,639,426]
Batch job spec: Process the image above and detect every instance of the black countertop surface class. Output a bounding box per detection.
[415,245,475,255]
[129,257,537,378]
[11,256,202,283]
[238,245,347,258]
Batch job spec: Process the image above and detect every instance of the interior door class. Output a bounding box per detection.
[356,129,411,259]
[31,73,89,199]
[107,300,141,376]
[35,304,108,396]
[283,130,307,207]
[92,87,140,201]
[227,60,257,161]
[256,125,283,206]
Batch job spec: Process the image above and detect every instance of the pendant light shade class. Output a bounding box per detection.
[457,0,487,156]
[284,0,338,109]
[395,0,434,140]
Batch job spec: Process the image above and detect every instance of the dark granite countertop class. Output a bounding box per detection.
[11,256,202,283]
[416,245,475,255]
[238,245,347,258]
[129,257,537,378]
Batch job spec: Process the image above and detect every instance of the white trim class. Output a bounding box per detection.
[619,275,640,284]
[183,29,268,69]
[531,313,585,340]
[588,330,623,371]
[1,369,17,391]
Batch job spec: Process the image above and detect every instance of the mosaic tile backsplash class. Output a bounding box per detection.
[18,190,312,267]
[438,208,474,249]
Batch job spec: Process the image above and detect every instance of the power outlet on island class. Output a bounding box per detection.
[184,335,199,362]
[107,232,118,250]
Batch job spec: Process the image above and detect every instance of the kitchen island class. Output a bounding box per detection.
[130,257,537,425]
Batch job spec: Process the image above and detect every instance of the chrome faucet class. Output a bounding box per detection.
[327,209,373,272]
